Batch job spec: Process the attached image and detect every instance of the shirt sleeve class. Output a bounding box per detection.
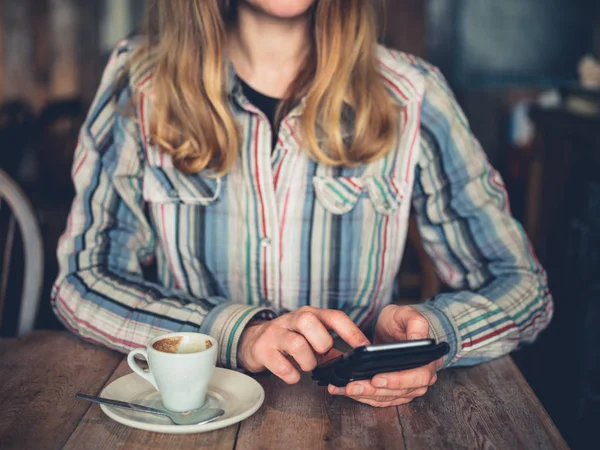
[51,42,273,369]
[410,61,553,368]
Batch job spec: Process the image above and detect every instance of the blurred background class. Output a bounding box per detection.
[0,1,599,447]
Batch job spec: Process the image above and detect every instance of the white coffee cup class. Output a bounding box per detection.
[127,332,217,412]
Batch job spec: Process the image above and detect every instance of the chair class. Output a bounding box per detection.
[0,169,43,336]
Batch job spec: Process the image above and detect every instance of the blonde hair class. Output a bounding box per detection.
[135,0,399,174]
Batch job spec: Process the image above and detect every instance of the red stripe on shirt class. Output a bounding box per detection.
[273,158,285,190]
[346,178,361,190]
[284,120,300,146]
[521,301,553,334]
[405,106,420,183]
[381,76,409,102]
[253,120,269,299]
[73,148,88,178]
[278,184,294,309]
[56,295,140,348]
[379,59,417,98]
[462,323,517,348]
[137,71,153,91]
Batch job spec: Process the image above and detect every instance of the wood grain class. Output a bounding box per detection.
[63,359,239,450]
[0,331,121,450]
[236,373,405,449]
[1,332,567,449]
[396,357,569,449]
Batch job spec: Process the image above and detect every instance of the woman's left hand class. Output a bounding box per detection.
[328,305,443,407]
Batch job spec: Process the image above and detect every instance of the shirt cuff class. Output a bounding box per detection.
[411,302,460,369]
[200,302,275,369]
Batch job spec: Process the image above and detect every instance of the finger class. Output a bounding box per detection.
[317,348,343,365]
[263,350,301,384]
[365,387,428,401]
[349,396,414,408]
[290,310,335,354]
[348,389,428,405]
[280,331,318,372]
[346,387,429,406]
[397,308,430,340]
[327,380,419,397]
[348,387,429,401]
[410,387,428,398]
[340,381,413,398]
[332,385,418,399]
[309,308,370,348]
[371,363,437,390]
[328,384,343,395]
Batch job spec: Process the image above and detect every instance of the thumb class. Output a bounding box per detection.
[395,307,430,340]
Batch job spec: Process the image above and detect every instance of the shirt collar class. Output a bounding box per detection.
[225,61,306,119]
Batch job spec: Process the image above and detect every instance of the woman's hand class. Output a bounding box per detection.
[239,306,370,384]
[328,305,442,407]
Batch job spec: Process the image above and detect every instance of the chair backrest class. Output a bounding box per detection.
[0,169,43,336]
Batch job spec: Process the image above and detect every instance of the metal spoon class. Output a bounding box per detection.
[76,393,225,426]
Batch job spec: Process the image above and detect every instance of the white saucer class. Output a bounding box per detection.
[98,367,265,434]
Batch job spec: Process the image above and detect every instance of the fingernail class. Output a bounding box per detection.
[330,386,343,395]
[408,334,425,340]
[350,385,363,396]
[373,378,387,388]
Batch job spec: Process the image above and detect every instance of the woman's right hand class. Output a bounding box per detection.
[238,306,370,384]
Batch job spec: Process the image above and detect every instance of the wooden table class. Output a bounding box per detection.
[0,331,568,449]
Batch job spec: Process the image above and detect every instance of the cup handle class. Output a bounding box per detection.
[127,348,159,391]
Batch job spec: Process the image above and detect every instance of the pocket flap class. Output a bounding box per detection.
[143,165,221,205]
[365,176,405,215]
[313,176,366,215]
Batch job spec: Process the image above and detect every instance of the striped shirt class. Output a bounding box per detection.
[51,39,553,370]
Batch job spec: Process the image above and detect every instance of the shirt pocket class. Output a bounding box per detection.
[143,165,221,205]
[313,175,405,215]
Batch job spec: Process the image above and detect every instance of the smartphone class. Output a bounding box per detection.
[312,339,450,387]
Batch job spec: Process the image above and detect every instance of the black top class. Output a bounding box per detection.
[239,79,281,150]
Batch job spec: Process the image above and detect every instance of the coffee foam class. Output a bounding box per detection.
[153,336,213,354]
[152,336,183,353]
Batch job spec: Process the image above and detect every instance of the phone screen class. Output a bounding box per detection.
[361,339,434,353]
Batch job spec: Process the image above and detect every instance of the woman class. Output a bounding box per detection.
[52,0,552,408]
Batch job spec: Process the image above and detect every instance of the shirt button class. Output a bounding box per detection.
[261,237,271,248]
